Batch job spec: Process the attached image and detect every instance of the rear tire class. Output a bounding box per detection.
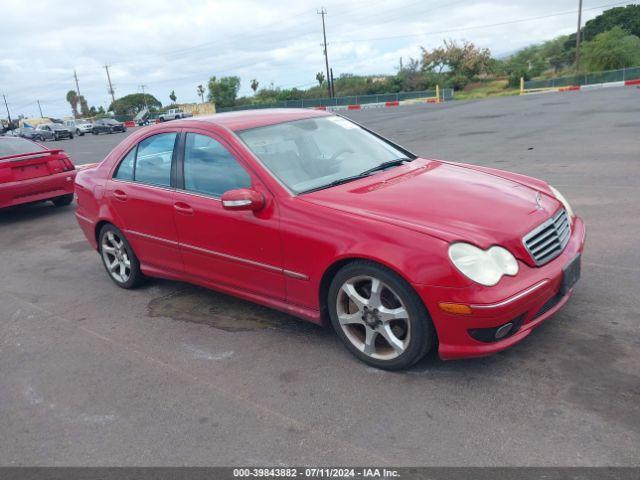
[98,224,144,289]
[328,260,435,370]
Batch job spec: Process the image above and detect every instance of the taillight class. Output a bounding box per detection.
[58,155,75,171]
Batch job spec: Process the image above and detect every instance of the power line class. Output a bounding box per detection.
[330,0,635,44]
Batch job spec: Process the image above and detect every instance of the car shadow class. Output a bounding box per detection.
[142,278,523,375]
[0,201,73,226]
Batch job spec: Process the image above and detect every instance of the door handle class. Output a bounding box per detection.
[174,202,194,215]
[112,189,128,201]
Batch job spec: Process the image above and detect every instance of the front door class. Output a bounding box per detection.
[105,131,183,275]
[172,130,285,300]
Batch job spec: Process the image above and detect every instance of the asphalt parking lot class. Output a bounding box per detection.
[1,87,639,466]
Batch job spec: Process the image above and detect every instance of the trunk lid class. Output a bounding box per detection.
[0,140,74,184]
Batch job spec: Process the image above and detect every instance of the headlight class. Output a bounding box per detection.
[448,242,519,286]
[549,185,574,219]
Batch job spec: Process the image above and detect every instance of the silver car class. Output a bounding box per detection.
[65,119,93,136]
[36,123,74,141]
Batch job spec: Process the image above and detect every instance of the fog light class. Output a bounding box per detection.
[494,323,513,339]
[438,302,472,315]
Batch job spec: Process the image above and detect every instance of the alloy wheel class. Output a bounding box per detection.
[101,231,131,283]
[336,275,411,360]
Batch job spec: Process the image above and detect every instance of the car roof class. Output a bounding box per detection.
[187,108,332,132]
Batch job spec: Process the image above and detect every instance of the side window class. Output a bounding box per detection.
[114,147,136,180]
[183,133,251,197]
[134,133,177,187]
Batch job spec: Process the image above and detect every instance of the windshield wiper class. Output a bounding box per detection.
[298,158,411,195]
[357,158,411,177]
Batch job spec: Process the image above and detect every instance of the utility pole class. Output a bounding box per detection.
[317,7,332,98]
[74,70,82,96]
[330,67,335,98]
[575,0,583,71]
[104,64,116,104]
[37,100,43,117]
[2,94,12,125]
[140,84,149,111]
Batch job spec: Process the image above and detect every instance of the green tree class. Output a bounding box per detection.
[66,90,79,117]
[207,76,240,108]
[315,72,325,86]
[250,79,259,93]
[78,95,90,117]
[197,85,205,103]
[169,90,177,103]
[581,26,640,71]
[109,93,162,115]
[421,40,492,81]
[583,4,640,41]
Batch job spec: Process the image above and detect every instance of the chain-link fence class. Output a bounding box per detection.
[217,89,453,113]
[524,66,640,89]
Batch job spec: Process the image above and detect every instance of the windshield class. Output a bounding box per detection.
[0,137,46,157]
[238,116,412,194]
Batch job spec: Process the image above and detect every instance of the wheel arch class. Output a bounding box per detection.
[94,219,114,246]
[318,255,422,326]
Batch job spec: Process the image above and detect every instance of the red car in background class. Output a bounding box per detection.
[74,109,585,370]
[0,136,76,209]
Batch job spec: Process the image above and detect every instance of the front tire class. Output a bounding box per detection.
[98,224,144,289]
[51,193,73,207]
[328,260,435,370]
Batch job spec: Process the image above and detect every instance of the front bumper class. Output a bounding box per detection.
[0,170,76,208]
[416,216,586,360]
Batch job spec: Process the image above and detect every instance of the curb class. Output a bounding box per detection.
[523,78,640,95]
[313,96,441,111]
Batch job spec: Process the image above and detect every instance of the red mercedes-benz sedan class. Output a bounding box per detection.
[74,109,585,369]
[1,136,76,209]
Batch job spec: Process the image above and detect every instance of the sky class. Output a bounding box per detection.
[1,0,632,118]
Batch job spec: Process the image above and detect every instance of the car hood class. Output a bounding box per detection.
[301,158,561,265]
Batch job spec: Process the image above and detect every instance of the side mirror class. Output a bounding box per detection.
[221,188,265,211]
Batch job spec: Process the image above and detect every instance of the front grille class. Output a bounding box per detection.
[523,209,571,266]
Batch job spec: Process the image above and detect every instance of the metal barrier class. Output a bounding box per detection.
[217,89,453,113]
[524,66,640,90]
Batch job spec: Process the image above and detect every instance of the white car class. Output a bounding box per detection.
[65,119,93,136]
[158,108,192,122]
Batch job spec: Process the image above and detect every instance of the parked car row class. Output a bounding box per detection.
[1,119,128,142]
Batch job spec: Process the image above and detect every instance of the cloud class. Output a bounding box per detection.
[1,0,618,117]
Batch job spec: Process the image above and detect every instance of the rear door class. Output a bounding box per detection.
[104,130,183,275]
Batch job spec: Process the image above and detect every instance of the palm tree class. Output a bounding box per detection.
[197,85,205,103]
[316,72,325,87]
[250,79,259,94]
[66,90,79,117]
[169,90,177,103]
